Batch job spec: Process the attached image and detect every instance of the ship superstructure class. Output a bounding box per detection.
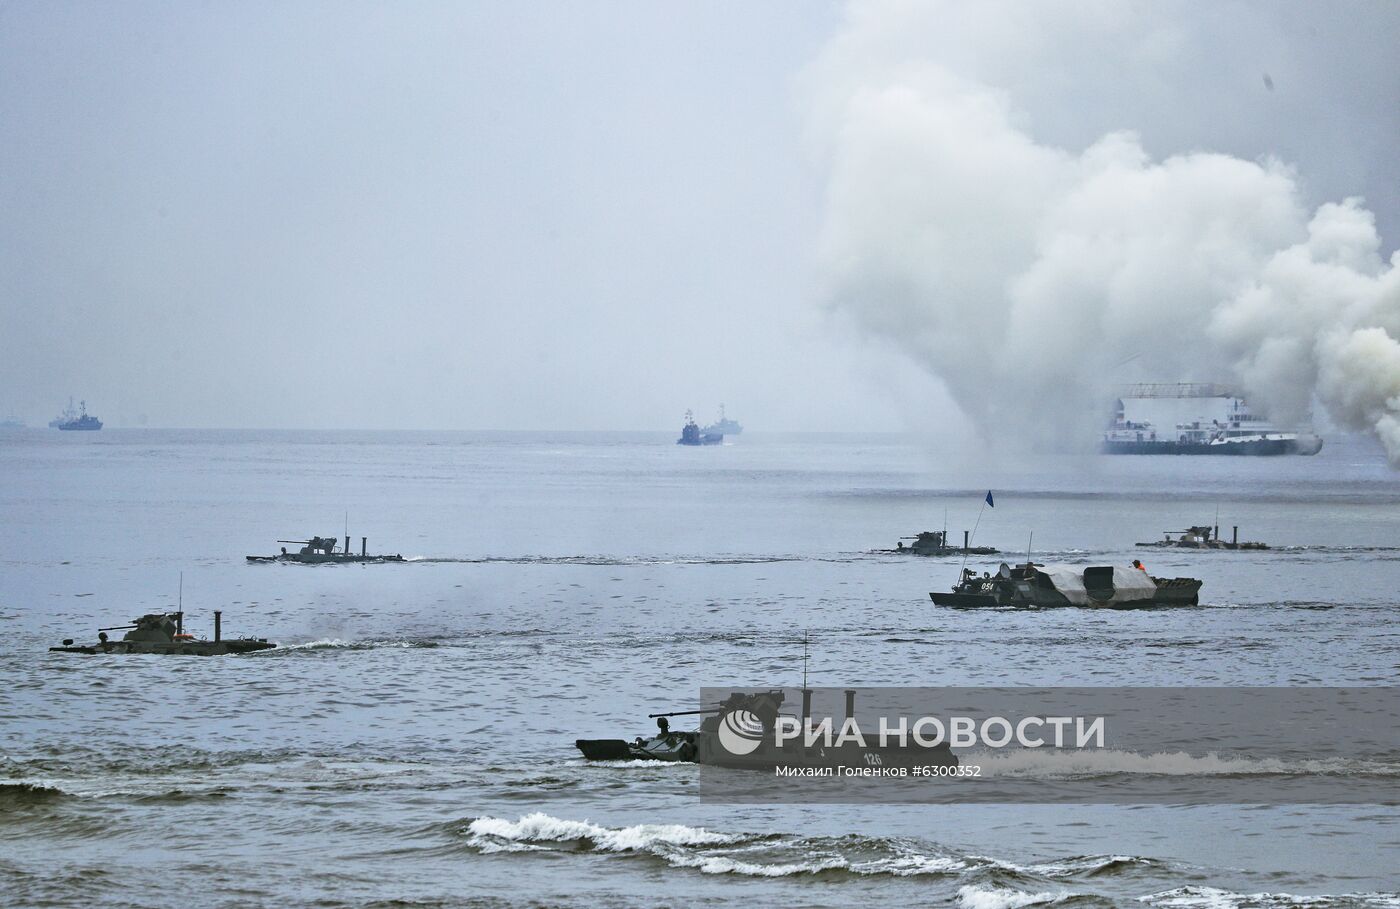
[1102,384,1321,456]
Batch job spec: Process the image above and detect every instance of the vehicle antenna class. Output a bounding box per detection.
[802,629,809,691]
[957,491,991,585]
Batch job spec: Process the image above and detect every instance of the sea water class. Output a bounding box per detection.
[1,429,1397,907]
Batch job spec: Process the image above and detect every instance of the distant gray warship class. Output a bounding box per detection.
[246,535,405,563]
[701,404,741,436]
[51,398,102,431]
[50,610,274,655]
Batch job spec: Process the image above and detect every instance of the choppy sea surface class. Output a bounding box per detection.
[2,428,1398,909]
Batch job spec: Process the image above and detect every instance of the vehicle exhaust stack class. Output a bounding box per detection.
[844,689,856,724]
[214,610,222,642]
[361,537,367,557]
[1233,526,1238,546]
[801,689,812,723]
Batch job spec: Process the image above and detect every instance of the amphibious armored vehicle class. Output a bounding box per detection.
[50,610,275,655]
[1136,524,1269,550]
[930,562,1201,608]
[577,689,957,772]
[246,535,405,563]
[886,530,998,556]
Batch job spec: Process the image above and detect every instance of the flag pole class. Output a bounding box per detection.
[958,493,990,581]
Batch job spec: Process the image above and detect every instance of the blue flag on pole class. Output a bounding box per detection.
[985,490,995,508]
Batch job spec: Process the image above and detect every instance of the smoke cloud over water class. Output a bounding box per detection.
[807,2,1400,462]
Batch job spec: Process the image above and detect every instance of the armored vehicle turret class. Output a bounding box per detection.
[50,610,275,655]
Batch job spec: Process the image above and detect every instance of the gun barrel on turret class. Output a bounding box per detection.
[97,624,137,632]
[646,708,724,719]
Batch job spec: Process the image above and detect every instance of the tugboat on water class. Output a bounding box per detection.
[931,561,1202,608]
[51,398,102,431]
[677,410,723,446]
[701,404,742,437]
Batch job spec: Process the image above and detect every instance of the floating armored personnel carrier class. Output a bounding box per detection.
[930,562,1202,608]
[576,689,957,772]
[1136,524,1269,550]
[885,530,998,556]
[50,610,275,655]
[246,534,405,563]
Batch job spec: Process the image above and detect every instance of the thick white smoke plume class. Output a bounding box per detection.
[807,2,1400,460]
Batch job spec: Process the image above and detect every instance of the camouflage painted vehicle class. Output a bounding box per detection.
[49,611,275,655]
[576,689,957,771]
[247,534,405,563]
[930,562,1201,608]
[1136,524,1269,550]
[888,530,998,556]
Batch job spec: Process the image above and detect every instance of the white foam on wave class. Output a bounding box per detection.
[665,852,849,877]
[957,884,1072,909]
[1142,886,1400,908]
[275,639,432,651]
[969,852,1152,878]
[465,812,739,855]
[463,813,969,877]
[975,749,1398,778]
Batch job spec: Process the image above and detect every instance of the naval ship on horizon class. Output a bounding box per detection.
[1102,383,1320,456]
[701,404,742,436]
[50,398,102,431]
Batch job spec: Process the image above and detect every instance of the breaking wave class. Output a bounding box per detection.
[455,813,1164,882]
[1142,887,1400,908]
[956,886,1078,909]
[0,782,69,808]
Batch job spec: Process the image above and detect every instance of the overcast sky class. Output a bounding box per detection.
[2,1,1396,430]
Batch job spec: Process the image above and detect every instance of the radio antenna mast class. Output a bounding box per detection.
[802,629,809,691]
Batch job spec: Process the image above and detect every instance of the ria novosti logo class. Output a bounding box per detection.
[716,709,766,755]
